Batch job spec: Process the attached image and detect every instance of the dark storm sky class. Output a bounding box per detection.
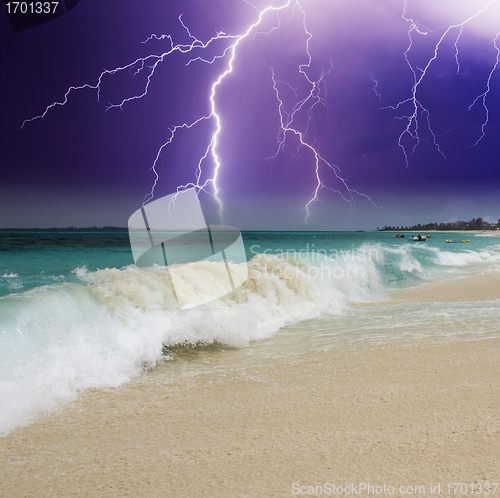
[1,0,499,229]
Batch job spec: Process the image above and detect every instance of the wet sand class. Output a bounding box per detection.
[394,270,500,303]
[1,274,500,497]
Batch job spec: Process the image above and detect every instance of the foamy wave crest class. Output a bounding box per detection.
[431,246,500,267]
[369,242,500,283]
[0,282,168,435]
[1,252,383,435]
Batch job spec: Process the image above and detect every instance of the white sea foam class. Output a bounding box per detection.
[1,252,380,435]
[1,241,500,436]
[432,247,500,266]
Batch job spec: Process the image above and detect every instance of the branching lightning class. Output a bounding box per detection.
[21,0,381,223]
[267,60,379,220]
[384,0,499,167]
[260,2,381,220]
[468,32,500,147]
[22,0,497,222]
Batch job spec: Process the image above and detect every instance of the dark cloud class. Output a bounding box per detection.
[1,0,498,229]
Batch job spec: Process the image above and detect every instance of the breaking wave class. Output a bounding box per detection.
[1,241,499,435]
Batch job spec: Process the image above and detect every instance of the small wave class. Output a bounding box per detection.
[433,248,500,266]
[1,273,19,278]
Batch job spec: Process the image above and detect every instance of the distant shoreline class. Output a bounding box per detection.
[377,229,498,234]
[0,227,128,232]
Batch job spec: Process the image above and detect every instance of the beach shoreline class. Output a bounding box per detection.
[1,335,499,497]
[1,271,500,497]
[376,230,499,234]
[387,270,500,303]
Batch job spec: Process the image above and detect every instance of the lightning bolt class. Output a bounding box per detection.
[383,0,499,167]
[267,60,379,221]
[260,2,381,220]
[21,0,381,224]
[370,76,382,103]
[468,32,500,147]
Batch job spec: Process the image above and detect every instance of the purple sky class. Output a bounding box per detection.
[1,0,499,230]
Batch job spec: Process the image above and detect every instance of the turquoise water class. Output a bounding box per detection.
[2,230,499,296]
[1,230,500,435]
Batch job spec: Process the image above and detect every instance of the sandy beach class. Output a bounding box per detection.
[1,273,499,497]
[392,270,500,303]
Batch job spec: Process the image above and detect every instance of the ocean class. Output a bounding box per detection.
[1,230,500,436]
